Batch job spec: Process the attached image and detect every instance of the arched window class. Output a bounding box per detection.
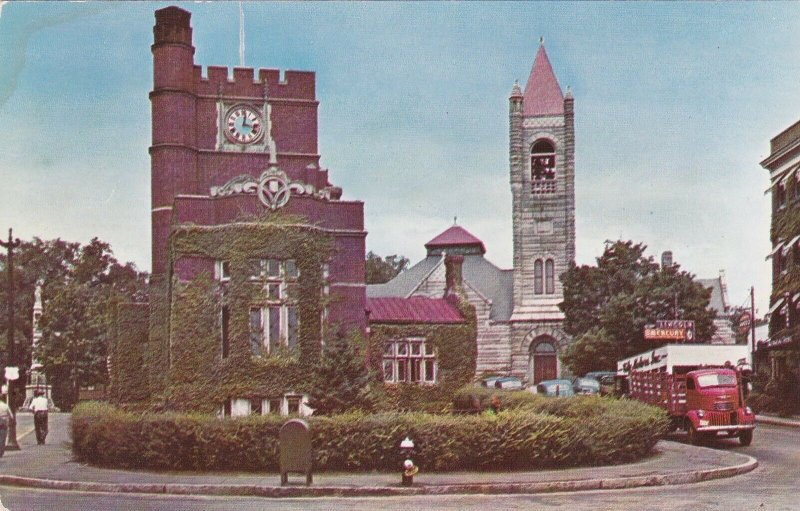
[531,139,556,194]
[545,259,555,294]
[534,259,544,295]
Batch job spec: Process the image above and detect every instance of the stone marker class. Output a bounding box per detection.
[279,419,312,485]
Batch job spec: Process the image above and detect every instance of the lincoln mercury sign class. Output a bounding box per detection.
[644,320,696,342]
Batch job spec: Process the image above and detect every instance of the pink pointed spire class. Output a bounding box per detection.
[523,38,564,116]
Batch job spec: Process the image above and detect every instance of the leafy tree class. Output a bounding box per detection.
[0,237,147,410]
[307,332,375,415]
[560,241,716,375]
[365,251,409,285]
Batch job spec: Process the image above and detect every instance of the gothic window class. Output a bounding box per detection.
[545,259,555,294]
[246,259,300,355]
[320,262,330,344]
[215,260,231,282]
[531,139,556,194]
[286,395,302,414]
[266,398,282,415]
[382,338,437,384]
[221,305,230,358]
[534,259,544,295]
[221,395,309,417]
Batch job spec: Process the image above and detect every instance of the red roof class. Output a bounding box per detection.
[523,44,564,116]
[367,297,465,324]
[424,225,486,254]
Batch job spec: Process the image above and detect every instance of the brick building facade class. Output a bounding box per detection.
[761,119,800,382]
[150,6,366,332]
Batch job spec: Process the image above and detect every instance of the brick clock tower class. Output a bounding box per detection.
[508,40,575,383]
[150,7,366,332]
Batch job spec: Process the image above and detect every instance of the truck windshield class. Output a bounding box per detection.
[696,374,737,388]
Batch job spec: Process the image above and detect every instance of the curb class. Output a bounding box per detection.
[0,454,758,498]
[756,415,800,428]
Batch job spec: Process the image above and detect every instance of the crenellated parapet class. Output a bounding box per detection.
[193,66,316,101]
[153,6,316,102]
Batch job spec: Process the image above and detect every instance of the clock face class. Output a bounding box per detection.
[224,106,263,144]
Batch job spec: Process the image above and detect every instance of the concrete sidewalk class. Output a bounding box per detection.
[0,412,757,498]
[756,413,800,428]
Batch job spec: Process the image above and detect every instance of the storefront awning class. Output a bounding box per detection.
[769,298,786,314]
[782,234,800,255]
[765,162,800,194]
[766,242,785,260]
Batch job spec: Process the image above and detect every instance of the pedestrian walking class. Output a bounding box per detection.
[0,399,12,456]
[29,391,49,445]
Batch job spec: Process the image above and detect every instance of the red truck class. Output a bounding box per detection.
[617,345,755,446]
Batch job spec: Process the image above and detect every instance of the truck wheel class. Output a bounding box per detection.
[739,430,753,446]
[688,425,703,446]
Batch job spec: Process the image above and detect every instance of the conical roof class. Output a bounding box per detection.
[523,43,564,116]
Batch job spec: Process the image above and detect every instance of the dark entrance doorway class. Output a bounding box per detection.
[531,340,557,384]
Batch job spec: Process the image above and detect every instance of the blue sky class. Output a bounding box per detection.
[1,1,797,314]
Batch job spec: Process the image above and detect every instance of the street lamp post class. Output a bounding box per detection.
[0,228,21,451]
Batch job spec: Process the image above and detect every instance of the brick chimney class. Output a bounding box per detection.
[444,254,464,303]
[661,251,673,268]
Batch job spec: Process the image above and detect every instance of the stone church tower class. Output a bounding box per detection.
[508,40,575,383]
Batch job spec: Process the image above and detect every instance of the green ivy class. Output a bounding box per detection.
[366,294,477,412]
[770,199,800,244]
[108,303,150,404]
[112,214,337,412]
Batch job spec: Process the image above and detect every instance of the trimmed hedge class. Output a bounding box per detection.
[72,399,668,472]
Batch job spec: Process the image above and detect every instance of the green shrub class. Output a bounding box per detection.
[72,398,667,472]
[453,386,541,411]
[750,376,800,417]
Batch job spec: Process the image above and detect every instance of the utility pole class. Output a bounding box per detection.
[0,229,21,451]
[751,286,757,373]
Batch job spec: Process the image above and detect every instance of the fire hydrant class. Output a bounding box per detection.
[400,436,417,486]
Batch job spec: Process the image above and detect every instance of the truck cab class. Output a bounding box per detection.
[681,367,755,446]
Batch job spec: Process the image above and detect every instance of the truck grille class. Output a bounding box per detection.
[712,402,734,412]
[708,411,737,426]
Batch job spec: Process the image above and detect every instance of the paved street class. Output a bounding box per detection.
[0,414,794,510]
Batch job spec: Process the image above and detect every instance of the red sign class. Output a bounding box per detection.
[738,313,752,335]
[644,320,696,342]
[644,328,688,340]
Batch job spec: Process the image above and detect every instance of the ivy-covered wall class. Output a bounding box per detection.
[366,297,477,412]
[109,303,150,404]
[111,215,478,414]
[162,216,334,413]
[770,182,800,338]
[146,276,170,402]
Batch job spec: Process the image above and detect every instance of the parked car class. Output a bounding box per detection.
[534,379,575,397]
[572,377,601,395]
[494,376,523,390]
[480,376,503,388]
[585,371,616,381]
[584,371,617,395]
